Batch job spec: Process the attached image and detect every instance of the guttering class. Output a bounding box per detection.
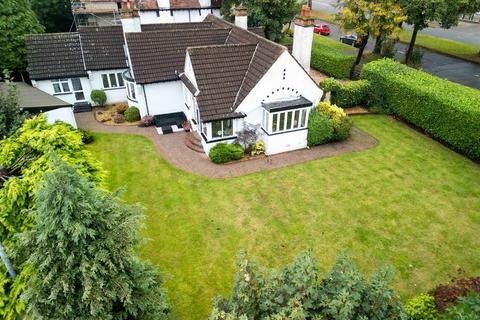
[142,84,151,115]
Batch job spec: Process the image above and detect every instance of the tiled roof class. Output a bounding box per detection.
[26,33,87,80]
[188,44,257,121]
[141,21,213,31]
[136,0,158,9]
[125,28,230,84]
[179,72,198,95]
[248,26,266,38]
[78,26,127,70]
[170,0,201,8]
[204,15,285,109]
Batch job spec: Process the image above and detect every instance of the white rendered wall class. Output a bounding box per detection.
[139,8,220,24]
[235,51,322,155]
[143,81,184,116]
[44,107,78,128]
[89,69,128,104]
[33,77,92,105]
[292,23,314,72]
[235,16,248,29]
[121,17,141,32]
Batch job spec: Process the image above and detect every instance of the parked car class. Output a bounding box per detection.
[340,34,361,47]
[313,24,331,36]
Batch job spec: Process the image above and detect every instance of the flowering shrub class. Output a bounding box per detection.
[140,115,155,127]
[113,114,125,124]
[251,140,265,156]
[317,101,352,141]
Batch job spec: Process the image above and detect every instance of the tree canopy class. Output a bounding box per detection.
[0,81,29,139]
[0,0,44,73]
[210,251,406,319]
[17,158,170,319]
[0,116,103,319]
[31,0,75,33]
[221,0,302,42]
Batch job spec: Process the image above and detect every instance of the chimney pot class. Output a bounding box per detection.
[233,4,248,29]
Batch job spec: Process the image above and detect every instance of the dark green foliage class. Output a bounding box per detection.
[307,109,334,147]
[209,143,244,164]
[0,82,29,139]
[361,58,480,160]
[210,251,406,319]
[18,159,170,319]
[331,80,371,108]
[77,128,94,144]
[440,292,480,320]
[221,0,301,42]
[333,117,353,141]
[124,106,141,122]
[0,0,44,72]
[31,0,74,33]
[405,294,437,320]
[311,45,356,79]
[90,89,107,106]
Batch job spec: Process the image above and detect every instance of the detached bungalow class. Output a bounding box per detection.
[26,2,322,155]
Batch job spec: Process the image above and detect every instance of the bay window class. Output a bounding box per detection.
[211,119,233,138]
[264,108,309,134]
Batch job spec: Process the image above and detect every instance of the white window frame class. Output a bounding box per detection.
[211,119,234,139]
[71,78,85,101]
[101,72,125,89]
[126,81,137,101]
[264,107,310,134]
[52,79,71,94]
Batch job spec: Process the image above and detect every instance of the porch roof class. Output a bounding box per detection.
[262,96,312,113]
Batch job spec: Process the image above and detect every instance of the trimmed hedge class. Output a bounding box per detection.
[90,89,107,106]
[124,106,140,122]
[361,59,480,160]
[331,80,371,108]
[209,143,244,164]
[307,109,334,146]
[311,44,355,79]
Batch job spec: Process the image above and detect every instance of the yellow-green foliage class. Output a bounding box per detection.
[405,294,437,320]
[0,115,104,319]
[251,140,265,156]
[316,101,353,141]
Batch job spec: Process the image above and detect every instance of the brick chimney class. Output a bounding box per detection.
[292,5,314,72]
[120,0,141,33]
[233,4,248,29]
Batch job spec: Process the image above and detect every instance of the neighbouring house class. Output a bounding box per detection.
[72,0,222,26]
[26,3,322,155]
[0,82,77,128]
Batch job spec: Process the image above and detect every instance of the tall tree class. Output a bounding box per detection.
[336,0,405,78]
[0,0,44,75]
[18,158,170,319]
[221,0,302,42]
[0,81,29,139]
[401,0,480,63]
[31,0,75,33]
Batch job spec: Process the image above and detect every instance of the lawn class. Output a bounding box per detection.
[86,115,480,320]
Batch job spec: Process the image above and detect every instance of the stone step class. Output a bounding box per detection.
[184,135,204,153]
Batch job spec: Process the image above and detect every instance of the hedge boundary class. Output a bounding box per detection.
[311,44,355,79]
[361,59,480,160]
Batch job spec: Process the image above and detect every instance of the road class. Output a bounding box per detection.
[312,9,480,89]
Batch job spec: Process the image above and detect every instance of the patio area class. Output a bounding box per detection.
[75,111,378,178]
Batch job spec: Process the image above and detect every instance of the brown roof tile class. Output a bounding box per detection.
[188,44,256,121]
[26,33,87,80]
[125,28,230,84]
[169,0,200,8]
[141,21,213,31]
[136,0,158,9]
[179,72,198,94]
[78,26,127,70]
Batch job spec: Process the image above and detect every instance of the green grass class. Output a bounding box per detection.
[399,30,480,64]
[86,116,480,320]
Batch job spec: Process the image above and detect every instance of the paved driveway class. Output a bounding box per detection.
[316,21,480,89]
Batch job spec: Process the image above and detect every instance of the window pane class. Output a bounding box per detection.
[75,92,85,101]
[61,81,70,92]
[279,112,285,131]
[293,110,300,128]
[272,114,278,132]
[102,74,109,88]
[71,78,82,91]
[212,121,222,138]
[286,111,292,130]
[109,73,117,87]
[301,109,307,127]
[130,83,136,99]
[53,83,61,93]
[223,119,233,136]
[117,73,124,87]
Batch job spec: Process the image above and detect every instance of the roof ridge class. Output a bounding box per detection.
[187,43,256,52]
[128,27,230,35]
[231,43,259,111]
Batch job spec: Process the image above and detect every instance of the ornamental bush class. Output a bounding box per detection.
[209,143,244,164]
[90,89,107,106]
[311,44,355,79]
[405,294,437,320]
[113,113,125,124]
[430,273,480,311]
[361,58,480,160]
[307,109,334,147]
[440,292,480,320]
[317,101,352,141]
[124,106,140,122]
